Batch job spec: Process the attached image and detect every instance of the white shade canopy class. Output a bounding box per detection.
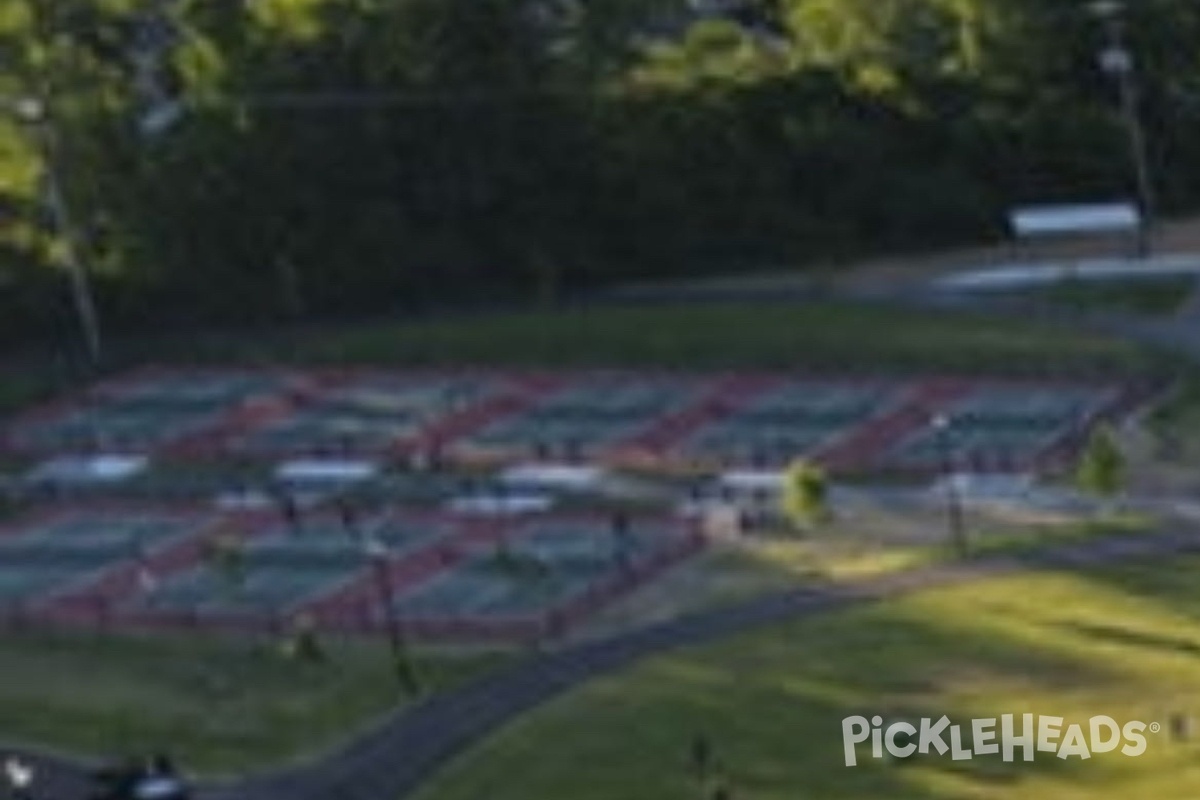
[275,458,380,484]
[1010,203,1140,238]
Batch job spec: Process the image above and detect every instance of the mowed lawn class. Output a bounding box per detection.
[0,631,501,775]
[413,557,1200,800]
[226,302,1154,373]
[994,276,1196,317]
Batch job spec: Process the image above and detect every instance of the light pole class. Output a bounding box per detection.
[5,95,103,364]
[362,533,419,695]
[1091,0,1156,257]
[932,414,967,557]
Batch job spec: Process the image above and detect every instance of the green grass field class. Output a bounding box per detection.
[208,302,1156,374]
[0,630,501,775]
[998,277,1195,317]
[412,556,1200,800]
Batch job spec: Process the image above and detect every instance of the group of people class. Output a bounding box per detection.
[3,753,189,800]
[88,754,190,800]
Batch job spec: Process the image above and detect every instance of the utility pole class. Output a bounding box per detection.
[17,0,104,365]
[363,534,420,695]
[35,108,104,365]
[3,96,104,366]
[1091,0,1156,257]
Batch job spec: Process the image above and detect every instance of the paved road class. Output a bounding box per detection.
[8,527,1200,800]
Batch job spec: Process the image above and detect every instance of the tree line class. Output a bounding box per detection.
[3,0,1200,347]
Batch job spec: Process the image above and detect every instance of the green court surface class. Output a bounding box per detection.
[394,560,596,618]
[0,566,93,604]
[948,386,1114,422]
[513,519,685,563]
[129,516,455,618]
[238,516,456,564]
[12,400,226,451]
[133,563,356,615]
[234,408,423,454]
[10,371,285,453]
[99,372,282,407]
[464,378,700,456]
[887,384,1116,467]
[895,424,1064,464]
[232,374,496,455]
[0,513,203,606]
[322,375,492,416]
[396,520,688,618]
[4,362,1146,474]
[681,380,898,463]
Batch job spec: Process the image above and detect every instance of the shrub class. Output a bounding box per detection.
[1075,424,1126,500]
[781,459,830,530]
